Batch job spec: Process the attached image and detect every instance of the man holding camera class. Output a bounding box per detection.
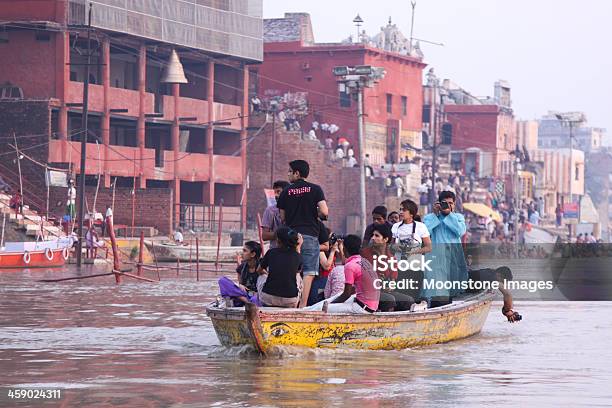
[423,190,468,307]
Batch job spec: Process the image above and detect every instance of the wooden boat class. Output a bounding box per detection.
[145,241,238,263]
[0,238,73,269]
[206,290,495,353]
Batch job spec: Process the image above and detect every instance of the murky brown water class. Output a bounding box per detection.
[1,265,611,407]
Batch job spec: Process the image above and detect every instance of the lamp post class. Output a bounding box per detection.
[555,113,585,240]
[353,14,363,43]
[425,68,443,212]
[269,100,278,186]
[333,65,385,234]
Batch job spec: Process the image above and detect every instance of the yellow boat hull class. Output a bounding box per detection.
[206,291,494,352]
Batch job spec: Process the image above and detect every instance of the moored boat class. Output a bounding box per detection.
[206,290,495,353]
[0,238,73,269]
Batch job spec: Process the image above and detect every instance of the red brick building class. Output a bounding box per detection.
[0,0,263,231]
[436,80,517,177]
[256,13,426,167]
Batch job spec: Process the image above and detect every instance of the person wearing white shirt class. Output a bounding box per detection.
[391,199,432,258]
[100,205,113,236]
[67,180,76,218]
[173,229,184,244]
[307,127,317,141]
[394,176,405,197]
[390,199,432,301]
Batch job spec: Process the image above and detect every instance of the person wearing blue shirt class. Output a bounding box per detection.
[423,190,468,307]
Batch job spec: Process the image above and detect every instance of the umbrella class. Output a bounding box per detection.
[462,203,502,222]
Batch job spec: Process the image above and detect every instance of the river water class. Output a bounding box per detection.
[1,266,611,407]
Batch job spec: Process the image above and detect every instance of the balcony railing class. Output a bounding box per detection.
[177,203,241,232]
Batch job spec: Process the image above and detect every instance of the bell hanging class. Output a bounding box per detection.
[160,49,188,84]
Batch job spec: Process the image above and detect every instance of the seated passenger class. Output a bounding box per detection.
[218,241,262,306]
[362,223,414,311]
[307,235,380,313]
[257,227,303,308]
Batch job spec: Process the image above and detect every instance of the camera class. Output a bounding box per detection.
[329,233,345,245]
[439,201,451,210]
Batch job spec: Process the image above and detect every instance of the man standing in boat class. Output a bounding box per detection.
[277,160,328,308]
[423,190,468,307]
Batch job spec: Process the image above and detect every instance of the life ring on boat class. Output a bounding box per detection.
[23,251,31,264]
[45,247,54,261]
[62,247,70,260]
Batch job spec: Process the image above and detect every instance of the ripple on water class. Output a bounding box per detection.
[1,269,611,406]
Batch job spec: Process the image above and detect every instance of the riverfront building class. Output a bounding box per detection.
[0,0,263,232]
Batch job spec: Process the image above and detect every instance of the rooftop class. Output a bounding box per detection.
[264,13,424,61]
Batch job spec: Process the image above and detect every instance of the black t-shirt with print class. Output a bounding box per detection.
[276,179,325,237]
[260,248,302,298]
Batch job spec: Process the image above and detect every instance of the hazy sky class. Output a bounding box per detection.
[263,0,611,144]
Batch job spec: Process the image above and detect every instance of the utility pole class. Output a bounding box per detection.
[357,84,367,235]
[568,120,573,206]
[333,65,385,235]
[555,113,585,241]
[430,88,438,211]
[270,107,277,186]
[76,3,93,267]
[427,70,441,212]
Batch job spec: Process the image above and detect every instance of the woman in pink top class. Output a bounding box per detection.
[306,235,380,313]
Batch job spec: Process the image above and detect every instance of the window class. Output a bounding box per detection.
[441,123,452,145]
[386,94,393,113]
[422,105,431,123]
[0,84,23,100]
[401,96,407,116]
[575,165,579,181]
[339,91,351,108]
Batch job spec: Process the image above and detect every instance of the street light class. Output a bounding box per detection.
[554,112,585,240]
[353,14,363,43]
[333,65,386,235]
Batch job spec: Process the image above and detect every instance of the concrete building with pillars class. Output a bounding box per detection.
[0,0,262,232]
